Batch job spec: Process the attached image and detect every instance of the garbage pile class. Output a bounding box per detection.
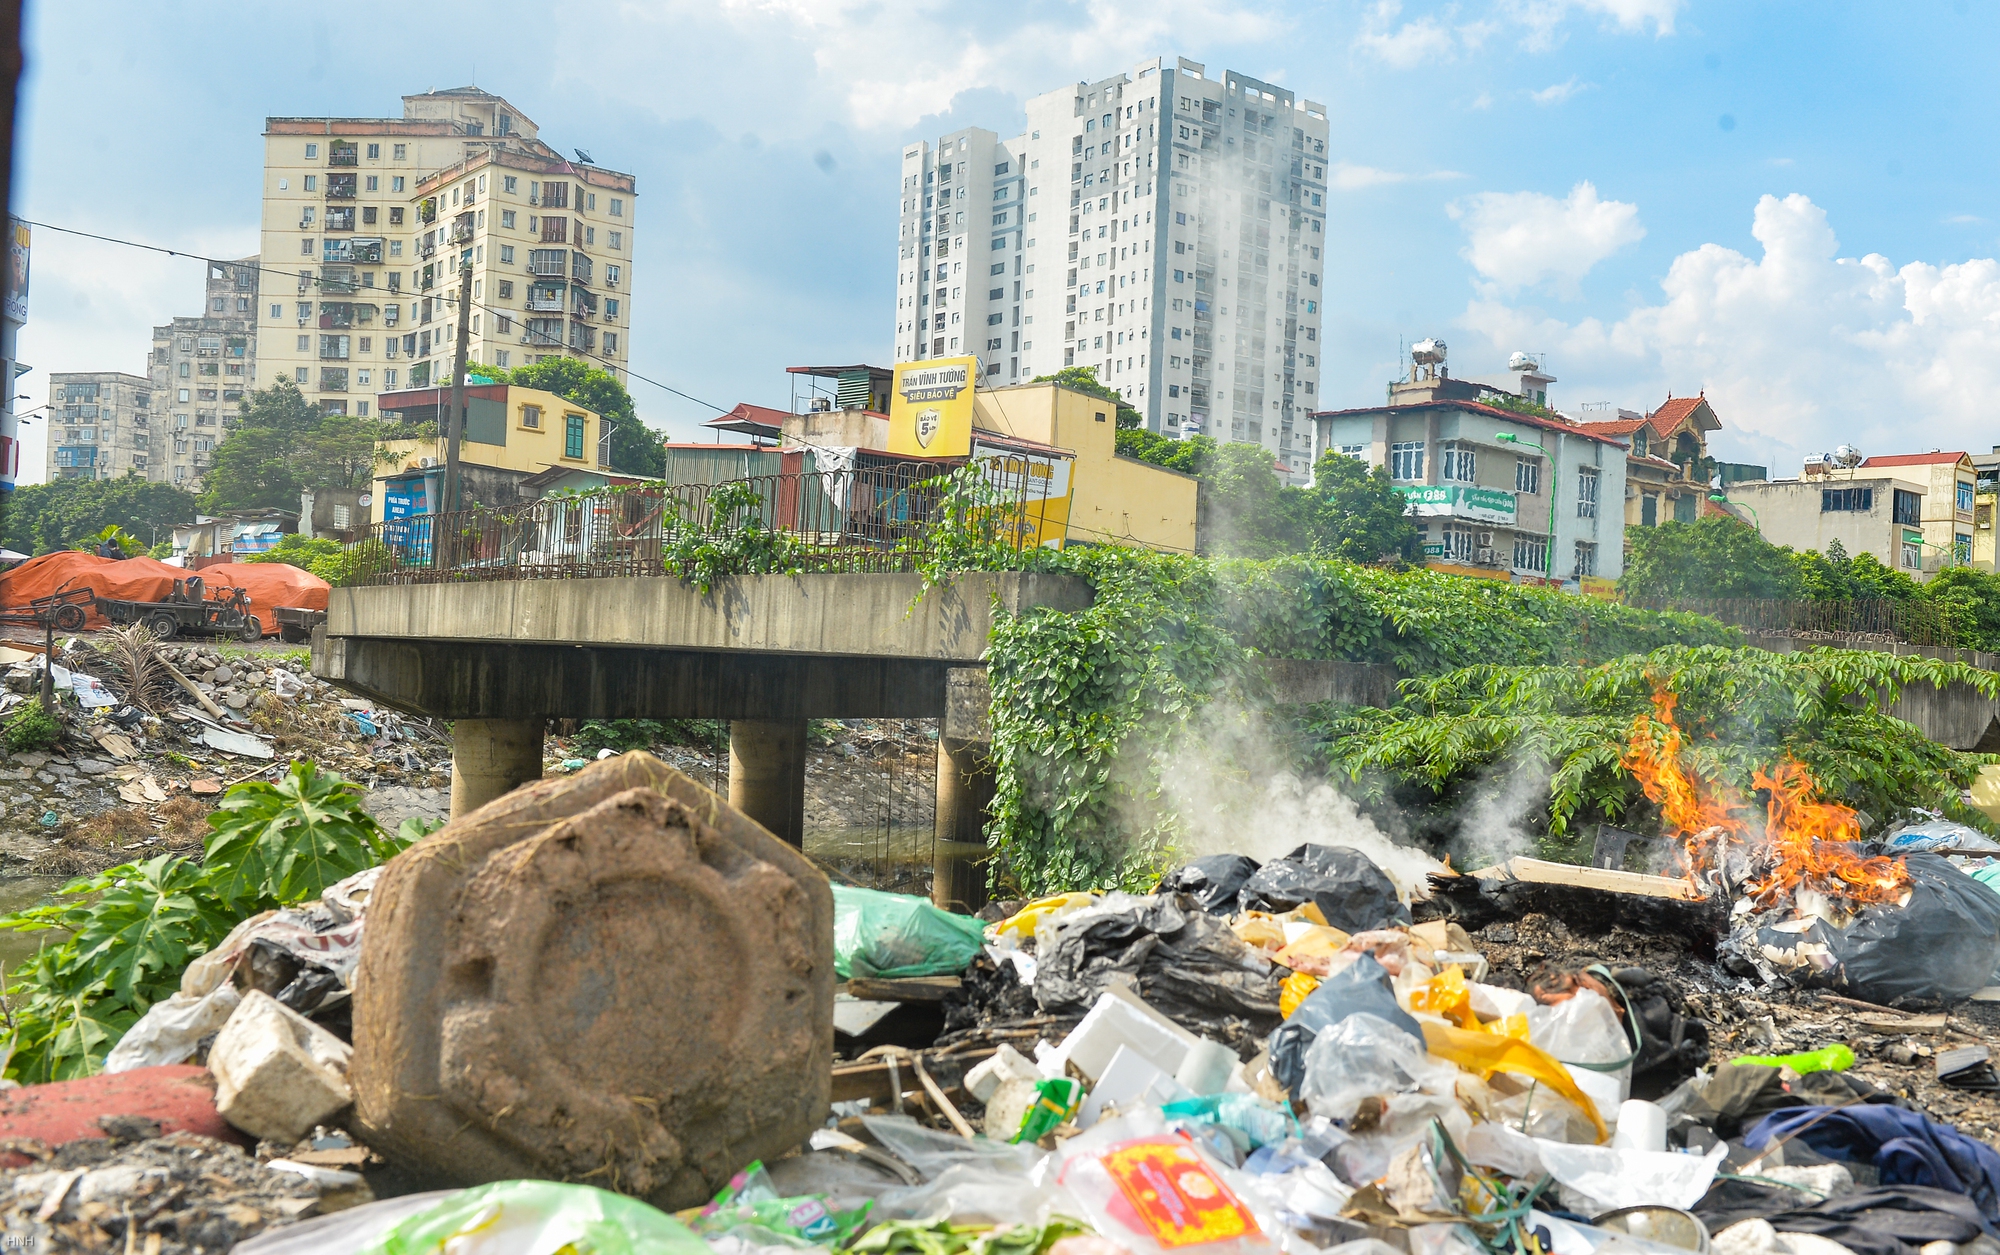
[0,635,451,863]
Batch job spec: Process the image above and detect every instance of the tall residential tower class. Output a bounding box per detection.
[894,57,1329,480]
[258,88,636,416]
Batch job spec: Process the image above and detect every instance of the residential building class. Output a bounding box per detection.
[1311,346,1630,586]
[259,88,635,421]
[1972,445,1999,572]
[893,57,1330,481]
[368,382,607,524]
[149,258,259,488]
[1573,393,1724,534]
[46,372,153,483]
[1717,450,1977,579]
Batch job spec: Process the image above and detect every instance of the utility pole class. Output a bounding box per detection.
[444,260,473,516]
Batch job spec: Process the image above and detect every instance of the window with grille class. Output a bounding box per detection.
[1389,440,1424,481]
[1515,456,1540,495]
[1440,441,1476,483]
[1576,468,1600,519]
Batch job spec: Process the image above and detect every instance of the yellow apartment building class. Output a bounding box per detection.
[369,382,603,524]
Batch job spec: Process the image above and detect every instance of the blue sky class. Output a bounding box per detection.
[15,0,2000,481]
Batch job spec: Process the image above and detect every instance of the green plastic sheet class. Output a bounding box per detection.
[362,1179,710,1255]
[833,884,986,980]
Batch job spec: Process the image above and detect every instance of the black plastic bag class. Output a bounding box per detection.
[1267,954,1422,1098]
[1238,844,1410,933]
[1034,894,1283,1036]
[1827,853,2000,1004]
[1158,855,1261,915]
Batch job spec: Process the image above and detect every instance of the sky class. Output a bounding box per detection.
[13,0,2000,483]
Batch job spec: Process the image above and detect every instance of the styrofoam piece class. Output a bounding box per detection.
[1564,1064,1626,1129]
[965,1043,1041,1104]
[1173,1038,1239,1097]
[1076,1045,1192,1128]
[1053,989,1200,1083]
[1469,983,1536,1020]
[1610,1099,1667,1153]
[209,990,352,1145]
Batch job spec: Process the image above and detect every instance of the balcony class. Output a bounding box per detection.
[528,249,567,277]
[324,207,356,233]
[328,144,358,168]
[570,253,593,286]
[526,286,565,313]
[326,173,357,199]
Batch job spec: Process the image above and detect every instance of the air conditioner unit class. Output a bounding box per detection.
[418,456,438,468]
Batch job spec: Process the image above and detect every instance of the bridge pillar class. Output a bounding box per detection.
[932,736,993,913]
[729,720,808,847]
[450,717,546,818]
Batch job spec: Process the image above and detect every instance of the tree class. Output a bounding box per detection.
[202,378,383,514]
[1618,515,1805,601]
[1303,450,1420,561]
[1033,366,1144,429]
[1199,442,1305,558]
[0,475,198,555]
[1116,429,1217,476]
[507,356,665,477]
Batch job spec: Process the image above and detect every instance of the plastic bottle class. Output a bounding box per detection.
[1731,1043,1855,1074]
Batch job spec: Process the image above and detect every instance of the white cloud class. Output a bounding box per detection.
[1450,181,1644,295]
[1458,193,2000,472]
[1360,0,1677,67]
[1329,162,1466,189]
[1471,90,1495,109]
[1530,77,1591,104]
[1356,1,1458,68]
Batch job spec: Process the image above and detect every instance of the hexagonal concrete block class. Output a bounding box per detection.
[350,753,834,1210]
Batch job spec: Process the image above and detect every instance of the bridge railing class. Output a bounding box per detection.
[339,459,1058,585]
[1628,595,1960,647]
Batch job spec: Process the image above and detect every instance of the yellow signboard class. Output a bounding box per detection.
[973,441,1074,549]
[889,356,977,458]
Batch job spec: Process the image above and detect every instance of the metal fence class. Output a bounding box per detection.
[340,459,1054,586]
[1633,596,1960,647]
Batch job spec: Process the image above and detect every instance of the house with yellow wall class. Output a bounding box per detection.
[972,381,1197,553]
[369,382,603,523]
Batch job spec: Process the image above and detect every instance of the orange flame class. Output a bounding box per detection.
[1621,686,1908,908]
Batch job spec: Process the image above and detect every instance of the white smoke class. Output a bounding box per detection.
[1443,756,1551,871]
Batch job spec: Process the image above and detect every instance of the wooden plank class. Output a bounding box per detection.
[1469,856,1704,901]
[844,977,962,1003]
[831,1048,991,1105]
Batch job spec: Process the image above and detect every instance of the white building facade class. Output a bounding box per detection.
[894,57,1330,481]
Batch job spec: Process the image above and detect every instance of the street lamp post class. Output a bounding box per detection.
[1497,431,1557,584]
[1708,491,1759,534]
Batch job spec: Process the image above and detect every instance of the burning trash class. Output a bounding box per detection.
[1622,686,2000,1004]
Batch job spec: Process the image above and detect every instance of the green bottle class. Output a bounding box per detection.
[1731,1043,1855,1074]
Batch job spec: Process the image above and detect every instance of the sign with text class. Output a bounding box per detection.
[889,356,977,458]
[1395,483,1518,525]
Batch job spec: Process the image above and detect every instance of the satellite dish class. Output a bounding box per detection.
[574,148,594,165]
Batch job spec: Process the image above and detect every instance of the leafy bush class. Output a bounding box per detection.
[4,702,60,752]
[661,482,813,594]
[245,533,347,582]
[574,719,729,754]
[0,762,413,1081]
[1313,644,2000,862]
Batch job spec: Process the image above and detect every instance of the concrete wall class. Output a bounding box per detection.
[327,571,1090,660]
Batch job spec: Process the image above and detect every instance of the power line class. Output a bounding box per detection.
[18,218,732,419]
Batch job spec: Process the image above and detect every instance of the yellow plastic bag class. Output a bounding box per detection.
[1420,1021,1607,1144]
[1279,970,1321,1019]
[1232,912,1288,951]
[1407,966,1477,1029]
[990,893,1096,940]
[1271,925,1352,975]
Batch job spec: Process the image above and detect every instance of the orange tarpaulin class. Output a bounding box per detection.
[0,552,329,636]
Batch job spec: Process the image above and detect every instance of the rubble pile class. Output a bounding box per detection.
[0,637,451,870]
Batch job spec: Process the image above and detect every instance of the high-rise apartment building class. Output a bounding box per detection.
[893,57,1329,480]
[46,372,154,482]
[149,258,259,488]
[258,88,635,417]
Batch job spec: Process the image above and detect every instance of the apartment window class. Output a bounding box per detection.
[1822,487,1874,512]
[1513,533,1547,573]
[501,210,516,230]
[305,143,318,159]
[1957,533,1974,564]
[1515,456,1541,495]
[504,176,518,194]
[1893,488,1922,526]
[1574,541,1598,578]
[296,335,310,352]
[391,176,405,193]
[177,362,190,378]
[585,226,595,245]
[604,297,619,319]
[1959,481,1976,513]
[1576,467,1600,519]
[1337,444,1365,459]
[564,412,585,458]
[500,245,516,265]
[304,175,317,191]
[292,369,306,384]
[521,404,541,429]
[384,368,398,388]
[608,231,622,250]
[1389,440,1424,481]
[365,175,379,192]
[1440,441,1475,483]
[270,304,281,319]
[389,240,403,258]
[393,143,406,159]
[605,264,621,286]
[610,198,624,217]
[495,350,510,368]
[1902,535,1923,569]
[603,332,618,353]
[497,280,515,300]
[366,143,380,159]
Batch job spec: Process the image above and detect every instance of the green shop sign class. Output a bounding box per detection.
[1395,484,1518,525]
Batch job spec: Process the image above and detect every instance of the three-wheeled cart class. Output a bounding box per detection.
[94,575,262,641]
[272,606,326,644]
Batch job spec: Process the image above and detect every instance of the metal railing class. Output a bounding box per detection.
[340,460,1056,586]
[1633,596,1961,647]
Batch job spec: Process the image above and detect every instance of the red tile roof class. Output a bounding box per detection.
[1309,399,1631,447]
[1648,395,1713,434]
[1574,417,1649,437]
[1859,451,1971,468]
